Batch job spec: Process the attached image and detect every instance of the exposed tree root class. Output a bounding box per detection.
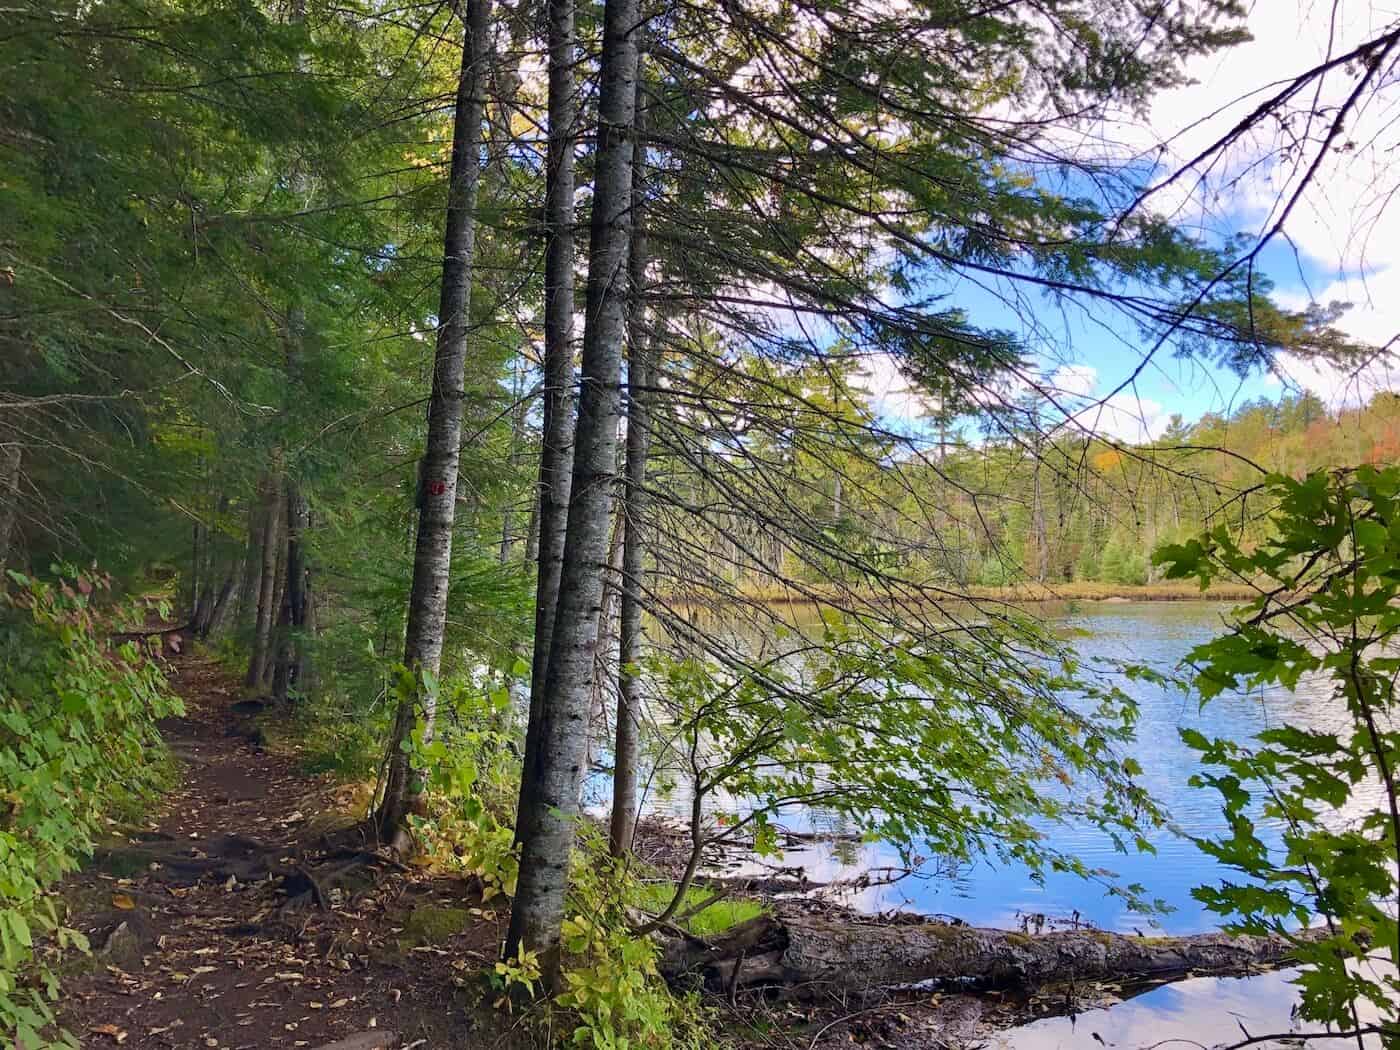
[95,830,407,914]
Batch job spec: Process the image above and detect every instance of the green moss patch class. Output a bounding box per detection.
[399,904,472,948]
[631,883,766,937]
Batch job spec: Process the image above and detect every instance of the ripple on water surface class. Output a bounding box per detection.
[602,601,1393,1048]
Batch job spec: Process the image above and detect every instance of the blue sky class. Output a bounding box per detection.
[861,1,1400,443]
[862,238,1330,442]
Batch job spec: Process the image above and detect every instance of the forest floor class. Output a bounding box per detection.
[54,653,525,1050]
[49,652,1090,1050]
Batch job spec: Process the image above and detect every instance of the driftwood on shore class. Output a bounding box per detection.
[660,913,1318,995]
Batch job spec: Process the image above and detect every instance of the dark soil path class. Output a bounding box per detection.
[56,656,516,1050]
[49,655,1107,1050]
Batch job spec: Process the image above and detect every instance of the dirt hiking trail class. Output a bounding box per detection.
[56,655,517,1050]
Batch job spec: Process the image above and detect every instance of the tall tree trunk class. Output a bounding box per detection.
[301,569,318,694]
[594,508,627,655]
[514,0,579,845]
[190,518,204,622]
[193,573,217,637]
[246,479,284,689]
[506,0,641,985]
[375,0,490,847]
[0,445,20,573]
[192,494,230,635]
[260,519,289,686]
[238,484,266,629]
[272,482,309,703]
[610,96,651,858]
[587,511,626,771]
[202,568,240,639]
[523,495,540,566]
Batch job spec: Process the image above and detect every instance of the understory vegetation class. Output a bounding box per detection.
[0,573,180,1046]
[3,0,1400,1046]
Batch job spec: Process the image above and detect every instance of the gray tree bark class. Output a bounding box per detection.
[610,80,651,859]
[246,479,284,690]
[506,0,642,985]
[190,518,204,622]
[498,362,529,565]
[523,495,540,566]
[237,484,267,629]
[514,0,579,845]
[272,481,309,703]
[660,914,1326,996]
[202,566,241,639]
[375,0,490,847]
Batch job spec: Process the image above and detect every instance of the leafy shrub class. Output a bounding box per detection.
[1098,533,1149,584]
[286,710,382,779]
[558,846,709,1050]
[481,830,711,1050]
[558,912,688,1050]
[403,664,524,900]
[0,569,182,1048]
[1156,466,1400,1044]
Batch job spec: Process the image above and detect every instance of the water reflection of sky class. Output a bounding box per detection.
[990,963,1393,1050]
[593,600,1394,1048]
[598,601,1386,935]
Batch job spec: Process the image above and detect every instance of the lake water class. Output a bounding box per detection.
[612,600,1380,934]
[595,600,1394,1048]
[986,966,1390,1050]
[763,600,1384,934]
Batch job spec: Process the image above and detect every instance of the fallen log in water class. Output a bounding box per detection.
[660,913,1320,996]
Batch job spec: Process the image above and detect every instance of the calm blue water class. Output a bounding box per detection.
[990,966,1391,1050]
[606,601,1381,935]
[768,600,1373,935]
[595,600,1392,1047]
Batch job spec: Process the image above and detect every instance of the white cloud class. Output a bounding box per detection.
[976,4,1400,420]
[1272,351,1400,408]
[1062,393,1175,445]
[1130,3,1400,406]
[1276,267,1400,349]
[854,351,938,420]
[1270,261,1400,406]
[1040,364,1175,443]
[1046,363,1097,400]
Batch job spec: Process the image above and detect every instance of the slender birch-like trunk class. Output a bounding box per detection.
[375,0,490,846]
[506,0,641,984]
[190,518,203,622]
[523,496,540,566]
[498,362,529,565]
[610,80,650,858]
[515,0,578,844]
[202,568,240,639]
[261,523,288,686]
